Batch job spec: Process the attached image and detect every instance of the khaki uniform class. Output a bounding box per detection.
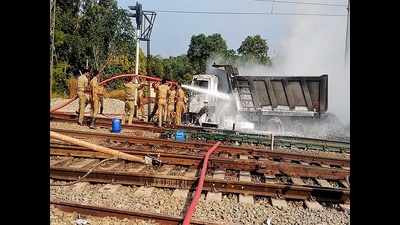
[122,81,139,125]
[89,76,100,120]
[157,84,169,127]
[77,74,89,124]
[97,85,105,114]
[137,88,145,120]
[175,87,187,126]
[167,89,176,124]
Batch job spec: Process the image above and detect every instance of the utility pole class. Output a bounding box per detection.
[127,2,156,122]
[50,0,56,99]
[147,40,151,121]
[135,30,140,74]
[128,2,143,75]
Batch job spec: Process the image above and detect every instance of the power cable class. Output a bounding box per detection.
[254,0,347,7]
[155,10,346,16]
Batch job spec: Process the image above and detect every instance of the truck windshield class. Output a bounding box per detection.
[194,80,208,88]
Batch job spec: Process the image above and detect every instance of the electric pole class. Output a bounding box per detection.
[127,2,156,122]
[128,2,143,75]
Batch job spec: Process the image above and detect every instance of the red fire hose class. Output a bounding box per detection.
[182,141,221,225]
[50,73,177,113]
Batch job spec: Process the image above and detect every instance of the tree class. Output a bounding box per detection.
[187,33,228,73]
[52,0,139,95]
[237,35,271,65]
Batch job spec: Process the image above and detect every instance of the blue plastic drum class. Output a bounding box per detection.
[175,130,186,142]
[111,118,121,133]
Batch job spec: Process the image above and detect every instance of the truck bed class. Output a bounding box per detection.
[232,75,328,117]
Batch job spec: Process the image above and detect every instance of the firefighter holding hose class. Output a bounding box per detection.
[77,68,90,125]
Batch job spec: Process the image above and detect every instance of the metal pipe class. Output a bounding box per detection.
[50,131,146,163]
[147,40,151,122]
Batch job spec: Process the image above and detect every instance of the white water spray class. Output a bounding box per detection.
[181,84,231,100]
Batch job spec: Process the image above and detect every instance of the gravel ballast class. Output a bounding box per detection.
[50,205,157,225]
[50,181,350,225]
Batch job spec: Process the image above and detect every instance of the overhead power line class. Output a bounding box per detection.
[155,10,346,16]
[254,0,347,7]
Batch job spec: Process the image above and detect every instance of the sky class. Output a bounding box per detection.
[117,0,350,124]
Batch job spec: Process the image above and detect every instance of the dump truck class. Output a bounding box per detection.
[183,64,329,134]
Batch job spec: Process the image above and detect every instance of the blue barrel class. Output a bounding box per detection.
[175,130,186,142]
[111,118,121,133]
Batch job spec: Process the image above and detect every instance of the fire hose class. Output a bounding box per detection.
[50,73,177,113]
[182,141,221,225]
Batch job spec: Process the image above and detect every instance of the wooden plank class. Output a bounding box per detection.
[301,79,314,110]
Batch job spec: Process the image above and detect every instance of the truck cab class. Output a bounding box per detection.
[185,74,220,127]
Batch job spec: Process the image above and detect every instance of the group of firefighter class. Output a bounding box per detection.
[72,68,188,129]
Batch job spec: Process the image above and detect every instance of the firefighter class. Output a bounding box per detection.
[137,77,147,120]
[89,70,100,129]
[77,69,90,125]
[175,84,188,126]
[149,81,160,122]
[122,76,139,125]
[98,84,105,114]
[166,84,176,125]
[156,79,169,127]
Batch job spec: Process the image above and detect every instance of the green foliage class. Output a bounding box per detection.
[237,35,271,65]
[53,0,135,71]
[187,33,229,73]
[52,62,70,96]
[147,55,194,84]
[51,1,274,95]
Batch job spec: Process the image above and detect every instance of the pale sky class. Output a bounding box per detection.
[117,0,347,57]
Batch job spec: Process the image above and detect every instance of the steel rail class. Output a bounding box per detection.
[50,165,349,203]
[50,144,349,179]
[50,128,350,167]
[51,200,218,225]
[50,111,350,151]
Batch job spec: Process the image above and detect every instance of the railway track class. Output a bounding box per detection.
[50,128,349,166]
[51,112,350,153]
[50,153,349,203]
[51,200,217,225]
[50,141,349,180]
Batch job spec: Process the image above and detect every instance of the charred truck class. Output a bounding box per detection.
[183,64,329,134]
